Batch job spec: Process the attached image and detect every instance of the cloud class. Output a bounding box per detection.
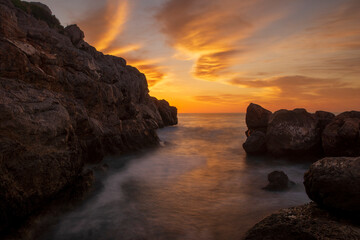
[77,0,129,51]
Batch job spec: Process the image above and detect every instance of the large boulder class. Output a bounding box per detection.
[243,202,360,240]
[245,103,272,133]
[314,111,335,132]
[322,111,360,157]
[266,109,320,156]
[304,157,360,212]
[243,130,267,154]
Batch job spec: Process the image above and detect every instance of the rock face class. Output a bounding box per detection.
[0,0,177,233]
[263,171,294,191]
[246,103,272,133]
[322,112,360,157]
[243,130,267,154]
[243,203,360,240]
[304,157,360,212]
[266,109,320,156]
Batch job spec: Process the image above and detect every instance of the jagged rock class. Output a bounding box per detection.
[263,171,294,191]
[0,0,177,233]
[304,157,360,212]
[246,103,272,133]
[322,111,360,157]
[243,130,266,154]
[266,109,320,156]
[314,111,335,131]
[243,202,360,240]
[65,24,84,46]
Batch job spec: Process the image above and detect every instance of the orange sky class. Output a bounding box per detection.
[36,0,360,113]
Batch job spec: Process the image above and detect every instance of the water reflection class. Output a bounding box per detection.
[41,113,311,240]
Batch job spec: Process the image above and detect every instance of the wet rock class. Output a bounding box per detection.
[266,109,320,156]
[243,130,266,154]
[245,103,272,133]
[322,111,360,157]
[304,157,360,212]
[243,202,360,240]
[263,171,294,191]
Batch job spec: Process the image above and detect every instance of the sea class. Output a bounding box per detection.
[39,113,313,240]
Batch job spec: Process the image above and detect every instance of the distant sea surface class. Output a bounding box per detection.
[41,113,312,240]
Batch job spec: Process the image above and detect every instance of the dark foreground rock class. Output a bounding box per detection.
[263,171,294,191]
[304,157,360,213]
[245,103,272,134]
[322,112,360,157]
[243,130,267,154]
[243,202,360,240]
[266,109,320,156]
[0,0,177,234]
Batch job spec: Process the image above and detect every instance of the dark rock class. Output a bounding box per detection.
[243,202,360,240]
[263,171,294,191]
[304,157,360,213]
[266,109,320,156]
[245,103,272,132]
[314,111,335,131]
[30,2,52,15]
[65,24,85,46]
[322,111,360,157]
[243,130,266,154]
[0,0,177,233]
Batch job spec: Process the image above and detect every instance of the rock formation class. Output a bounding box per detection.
[263,171,294,191]
[0,0,177,234]
[243,202,360,240]
[304,157,360,212]
[243,103,359,157]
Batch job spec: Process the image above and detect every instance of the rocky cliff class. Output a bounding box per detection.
[0,0,177,234]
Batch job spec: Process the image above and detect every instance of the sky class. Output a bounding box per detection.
[33,0,359,113]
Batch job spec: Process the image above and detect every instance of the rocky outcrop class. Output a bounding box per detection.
[243,103,359,157]
[304,157,360,212]
[243,202,360,240]
[0,0,177,234]
[266,109,320,156]
[263,171,294,191]
[322,112,360,157]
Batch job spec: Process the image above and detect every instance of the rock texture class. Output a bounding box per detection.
[263,171,294,191]
[243,203,360,240]
[0,0,177,233]
[246,103,272,133]
[322,112,360,157]
[304,157,360,212]
[243,130,267,154]
[266,109,320,156]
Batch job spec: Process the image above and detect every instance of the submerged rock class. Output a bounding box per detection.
[266,109,320,156]
[322,111,360,157]
[0,0,177,233]
[243,202,360,240]
[304,157,360,213]
[263,171,294,191]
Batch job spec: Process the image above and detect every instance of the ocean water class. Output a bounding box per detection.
[40,113,312,240]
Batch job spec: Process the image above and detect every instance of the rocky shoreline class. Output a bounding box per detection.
[243,103,360,239]
[0,0,177,235]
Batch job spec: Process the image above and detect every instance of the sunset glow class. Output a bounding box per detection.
[39,0,360,113]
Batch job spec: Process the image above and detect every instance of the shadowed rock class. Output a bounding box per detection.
[266,109,320,156]
[304,157,360,213]
[263,171,294,191]
[314,111,335,131]
[243,202,360,240]
[246,103,272,133]
[322,111,360,157]
[243,130,266,154]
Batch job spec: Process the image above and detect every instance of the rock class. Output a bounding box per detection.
[30,2,52,15]
[243,130,266,154]
[304,157,360,213]
[266,109,320,156]
[0,0,177,233]
[243,202,360,240]
[65,24,85,46]
[263,171,294,191]
[322,111,360,157]
[314,111,335,131]
[245,103,272,133]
